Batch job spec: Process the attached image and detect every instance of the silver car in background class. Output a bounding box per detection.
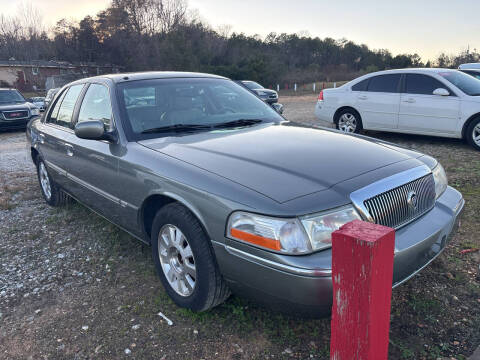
[27,72,464,316]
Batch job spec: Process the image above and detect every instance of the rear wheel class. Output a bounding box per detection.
[335,109,362,133]
[466,117,480,151]
[151,203,230,311]
[36,159,70,207]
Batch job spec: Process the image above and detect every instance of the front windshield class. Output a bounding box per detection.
[0,90,25,103]
[437,71,480,96]
[118,78,283,139]
[243,81,263,90]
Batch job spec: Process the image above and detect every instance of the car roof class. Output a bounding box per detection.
[0,88,18,91]
[75,71,228,84]
[348,68,461,85]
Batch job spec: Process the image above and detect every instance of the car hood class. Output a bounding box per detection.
[138,124,421,203]
[0,102,33,110]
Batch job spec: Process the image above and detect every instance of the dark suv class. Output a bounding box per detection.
[0,88,41,130]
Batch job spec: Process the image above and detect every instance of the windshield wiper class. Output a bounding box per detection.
[141,123,212,134]
[212,119,263,129]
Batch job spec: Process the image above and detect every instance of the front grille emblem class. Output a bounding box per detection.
[407,190,418,210]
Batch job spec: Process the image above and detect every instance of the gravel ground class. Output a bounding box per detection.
[1,96,479,359]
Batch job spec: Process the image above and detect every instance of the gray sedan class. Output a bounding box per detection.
[26,72,464,316]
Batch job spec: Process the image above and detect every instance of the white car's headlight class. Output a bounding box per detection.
[432,162,447,199]
[30,108,40,116]
[227,206,361,254]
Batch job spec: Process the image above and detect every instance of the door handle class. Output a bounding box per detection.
[358,95,368,100]
[403,98,415,103]
[64,143,74,157]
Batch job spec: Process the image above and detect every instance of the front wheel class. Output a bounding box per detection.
[335,109,362,133]
[466,117,480,151]
[151,203,230,311]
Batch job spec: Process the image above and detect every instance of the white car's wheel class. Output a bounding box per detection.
[466,117,480,151]
[335,109,362,134]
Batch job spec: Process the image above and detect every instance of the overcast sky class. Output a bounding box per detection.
[2,0,479,61]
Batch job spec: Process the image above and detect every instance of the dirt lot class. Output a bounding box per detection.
[1,95,479,360]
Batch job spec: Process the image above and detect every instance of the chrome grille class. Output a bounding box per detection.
[363,174,435,229]
[2,110,29,120]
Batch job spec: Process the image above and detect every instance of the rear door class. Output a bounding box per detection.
[355,74,401,130]
[398,74,461,134]
[39,85,84,189]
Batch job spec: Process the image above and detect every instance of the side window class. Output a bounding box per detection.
[47,90,67,124]
[55,85,84,128]
[352,79,369,91]
[405,74,450,95]
[78,84,113,130]
[367,74,401,93]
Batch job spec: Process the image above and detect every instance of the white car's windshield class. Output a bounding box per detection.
[118,78,283,139]
[437,71,480,96]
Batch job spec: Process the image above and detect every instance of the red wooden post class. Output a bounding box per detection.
[330,220,395,360]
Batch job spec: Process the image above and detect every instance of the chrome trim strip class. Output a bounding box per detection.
[350,165,431,223]
[44,160,66,176]
[223,244,332,277]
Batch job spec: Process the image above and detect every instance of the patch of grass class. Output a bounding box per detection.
[408,294,443,317]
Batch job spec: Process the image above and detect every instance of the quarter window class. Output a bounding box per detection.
[54,85,84,128]
[367,74,401,93]
[78,84,113,130]
[405,74,448,95]
[352,79,369,91]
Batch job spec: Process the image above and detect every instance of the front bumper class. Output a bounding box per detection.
[0,116,36,130]
[214,186,464,315]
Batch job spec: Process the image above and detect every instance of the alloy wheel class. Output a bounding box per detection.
[39,162,52,200]
[158,224,196,297]
[338,113,357,133]
[473,123,480,147]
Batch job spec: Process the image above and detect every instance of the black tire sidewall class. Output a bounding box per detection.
[151,204,215,311]
[466,118,480,151]
[335,109,363,133]
[36,158,65,207]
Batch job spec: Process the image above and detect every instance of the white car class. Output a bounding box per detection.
[315,68,480,150]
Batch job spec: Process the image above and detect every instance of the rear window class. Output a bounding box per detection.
[367,74,401,93]
[438,71,480,96]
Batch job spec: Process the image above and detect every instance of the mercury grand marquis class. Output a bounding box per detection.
[27,72,464,315]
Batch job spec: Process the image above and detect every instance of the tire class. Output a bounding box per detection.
[335,108,362,133]
[36,158,70,207]
[466,117,480,151]
[151,203,230,311]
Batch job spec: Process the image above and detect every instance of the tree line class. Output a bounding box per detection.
[0,0,479,87]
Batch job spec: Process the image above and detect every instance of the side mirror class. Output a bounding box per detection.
[75,120,117,142]
[433,88,449,96]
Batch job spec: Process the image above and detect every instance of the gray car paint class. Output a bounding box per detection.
[27,72,464,314]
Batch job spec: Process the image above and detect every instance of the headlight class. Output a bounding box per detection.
[432,162,447,199]
[227,206,361,254]
[256,91,268,96]
[227,212,311,254]
[301,206,361,251]
[30,108,40,116]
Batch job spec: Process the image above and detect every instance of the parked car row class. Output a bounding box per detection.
[27,71,463,316]
[315,67,480,150]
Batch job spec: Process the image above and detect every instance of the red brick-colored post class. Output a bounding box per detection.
[330,220,395,360]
